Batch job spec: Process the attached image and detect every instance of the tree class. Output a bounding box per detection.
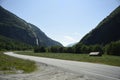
[58,47,64,53]
[74,43,83,53]
[50,46,59,53]
[34,46,46,53]
[80,45,89,53]
[105,40,120,56]
[66,47,74,53]
[91,45,103,52]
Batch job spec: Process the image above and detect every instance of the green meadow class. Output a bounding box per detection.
[0,52,36,74]
[16,51,120,67]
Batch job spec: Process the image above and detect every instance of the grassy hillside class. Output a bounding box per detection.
[16,51,120,67]
[0,52,36,74]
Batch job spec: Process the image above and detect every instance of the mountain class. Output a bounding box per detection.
[80,6,120,45]
[66,42,78,47]
[0,6,62,47]
[28,23,63,46]
[0,35,33,50]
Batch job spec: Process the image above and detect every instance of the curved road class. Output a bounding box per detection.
[4,52,120,80]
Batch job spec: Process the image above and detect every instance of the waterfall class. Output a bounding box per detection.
[36,38,39,46]
[28,24,39,46]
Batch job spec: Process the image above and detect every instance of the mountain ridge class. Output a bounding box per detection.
[0,6,62,47]
[80,6,120,45]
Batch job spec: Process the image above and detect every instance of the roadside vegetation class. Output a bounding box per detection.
[0,52,36,74]
[16,51,120,67]
[34,40,120,56]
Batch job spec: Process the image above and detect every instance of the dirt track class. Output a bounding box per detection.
[1,52,120,80]
[0,63,90,80]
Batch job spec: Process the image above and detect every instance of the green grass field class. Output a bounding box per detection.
[16,51,120,67]
[0,52,36,74]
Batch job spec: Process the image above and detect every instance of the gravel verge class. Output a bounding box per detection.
[0,62,91,80]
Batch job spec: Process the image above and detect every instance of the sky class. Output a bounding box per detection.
[0,0,120,46]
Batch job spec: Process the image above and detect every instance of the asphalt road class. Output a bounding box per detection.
[4,52,120,80]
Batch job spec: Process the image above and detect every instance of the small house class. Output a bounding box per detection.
[89,52,102,56]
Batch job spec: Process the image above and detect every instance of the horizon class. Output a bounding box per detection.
[0,0,120,46]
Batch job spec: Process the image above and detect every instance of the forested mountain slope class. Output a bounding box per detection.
[80,6,120,45]
[0,6,62,47]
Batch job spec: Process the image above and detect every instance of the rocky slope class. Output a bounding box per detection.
[0,6,62,47]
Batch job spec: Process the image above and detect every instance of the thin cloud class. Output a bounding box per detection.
[64,36,76,42]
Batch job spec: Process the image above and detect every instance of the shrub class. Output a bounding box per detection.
[105,40,120,56]
[34,46,46,53]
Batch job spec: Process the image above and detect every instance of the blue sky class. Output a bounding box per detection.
[1,0,120,46]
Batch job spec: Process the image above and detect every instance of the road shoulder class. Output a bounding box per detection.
[0,62,92,80]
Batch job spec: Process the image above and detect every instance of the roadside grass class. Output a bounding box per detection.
[0,52,37,74]
[16,51,120,67]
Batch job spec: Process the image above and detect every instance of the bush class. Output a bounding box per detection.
[105,40,120,56]
[34,46,46,53]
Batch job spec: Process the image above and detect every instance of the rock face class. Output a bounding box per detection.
[0,6,62,47]
[80,6,120,45]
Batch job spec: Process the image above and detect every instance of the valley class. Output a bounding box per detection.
[0,1,120,80]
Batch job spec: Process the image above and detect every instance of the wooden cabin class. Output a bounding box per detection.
[89,52,102,56]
